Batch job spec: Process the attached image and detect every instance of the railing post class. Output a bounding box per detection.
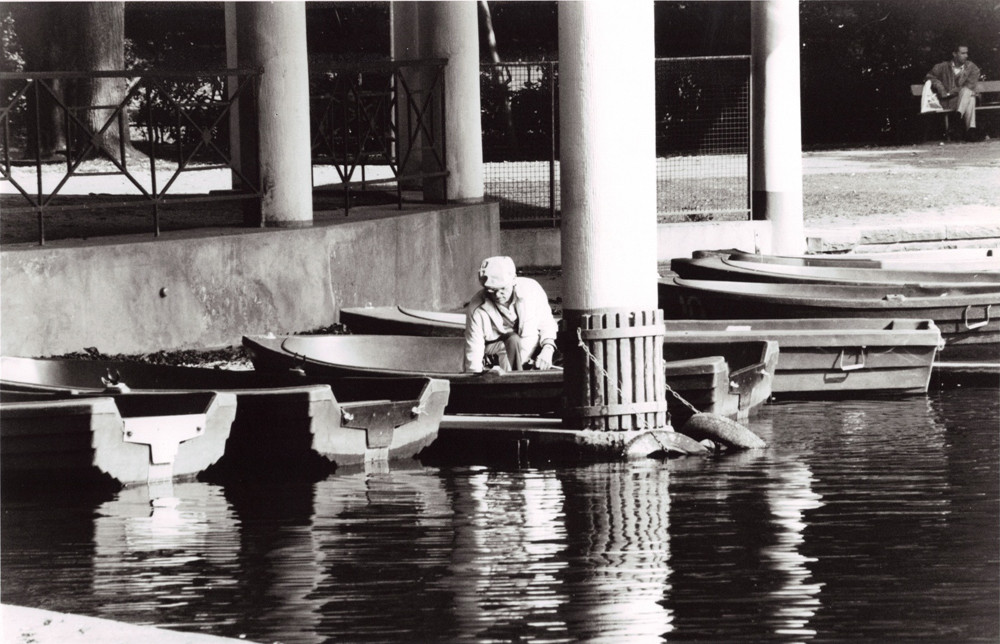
[549,61,557,228]
[33,79,45,246]
[147,81,159,237]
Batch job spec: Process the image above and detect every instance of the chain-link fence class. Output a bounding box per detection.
[481,56,751,228]
[656,56,750,222]
[481,61,559,228]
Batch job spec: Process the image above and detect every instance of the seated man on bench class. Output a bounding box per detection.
[925,43,981,140]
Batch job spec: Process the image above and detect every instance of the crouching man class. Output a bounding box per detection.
[464,256,559,372]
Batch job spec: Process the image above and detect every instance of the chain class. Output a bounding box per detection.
[664,381,701,415]
[573,327,694,442]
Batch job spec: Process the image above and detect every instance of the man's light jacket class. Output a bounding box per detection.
[464,277,558,372]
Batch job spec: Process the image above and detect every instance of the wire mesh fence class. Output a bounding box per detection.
[481,62,559,228]
[655,56,750,222]
[481,56,751,228]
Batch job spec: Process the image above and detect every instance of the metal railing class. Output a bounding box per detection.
[1,69,262,245]
[481,56,752,228]
[309,59,449,215]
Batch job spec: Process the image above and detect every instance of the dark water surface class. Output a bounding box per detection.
[3,387,998,643]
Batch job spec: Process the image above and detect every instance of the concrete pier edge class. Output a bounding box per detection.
[2,604,257,644]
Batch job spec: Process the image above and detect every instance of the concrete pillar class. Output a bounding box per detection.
[390,2,422,189]
[235,1,313,226]
[751,0,805,255]
[559,1,667,433]
[418,1,484,202]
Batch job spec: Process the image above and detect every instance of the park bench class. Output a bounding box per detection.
[910,79,1000,139]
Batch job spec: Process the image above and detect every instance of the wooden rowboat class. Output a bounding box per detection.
[244,334,563,415]
[340,306,565,338]
[0,356,449,471]
[1,388,235,486]
[341,306,465,337]
[840,248,1000,273]
[337,306,946,395]
[671,255,1000,287]
[662,339,777,424]
[663,319,943,395]
[242,334,776,422]
[721,248,1000,273]
[658,277,999,363]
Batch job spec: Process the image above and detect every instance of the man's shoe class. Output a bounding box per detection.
[965,127,982,142]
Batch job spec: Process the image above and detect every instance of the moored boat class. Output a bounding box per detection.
[242,333,776,422]
[663,319,943,395]
[662,339,777,424]
[721,248,1000,272]
[341,306,465,337]
[672,255,1000,287]
[0,389,235,486]
[658,277,999,363]
[0,356,449,471]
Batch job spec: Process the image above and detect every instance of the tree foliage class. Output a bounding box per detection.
[4,0,998,150]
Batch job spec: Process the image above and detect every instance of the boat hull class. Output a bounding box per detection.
[340,306,465,337]
[672,255,1000,286]
[1,390,235,486]
[0,357,447,471]
[663,319,942,395]
[245,334,563,415]
[659,278,999,362]
[243,334,775,422]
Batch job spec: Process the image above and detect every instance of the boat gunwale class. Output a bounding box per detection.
[665,277,1000,307]
[718,255,1000,285]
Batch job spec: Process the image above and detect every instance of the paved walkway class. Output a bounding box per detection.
[3,141,997,247]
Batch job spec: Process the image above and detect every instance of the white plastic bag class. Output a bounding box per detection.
[920,80,944,113]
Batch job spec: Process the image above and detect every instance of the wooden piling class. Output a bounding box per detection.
[562,308,668,431]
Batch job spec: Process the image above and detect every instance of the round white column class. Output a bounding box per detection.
[235,1,313,225]
[751,0,805,254]
[559,0,658,312]
[418,1,484,202]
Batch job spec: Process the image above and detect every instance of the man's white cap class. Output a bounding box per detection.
[479,256,516,288]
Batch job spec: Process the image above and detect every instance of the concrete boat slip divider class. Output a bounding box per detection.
[0,391,236,486]
[0,356,451,480]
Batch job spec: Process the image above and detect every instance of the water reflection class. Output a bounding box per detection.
[309,467,458,641]
[92,481,241,629]
[1,389,996,643]
[558,462,674,642]
[223,479,326,644]
[763,462,823,640]
[442,467,571,641]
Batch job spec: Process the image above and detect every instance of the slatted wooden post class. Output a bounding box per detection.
[562,309,668,431]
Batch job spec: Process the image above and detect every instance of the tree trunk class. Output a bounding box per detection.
[12,2,131,162]
[478,1,516,148]
[72,2,131,162]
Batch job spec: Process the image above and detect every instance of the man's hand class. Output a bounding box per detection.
[535,345,555,370]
